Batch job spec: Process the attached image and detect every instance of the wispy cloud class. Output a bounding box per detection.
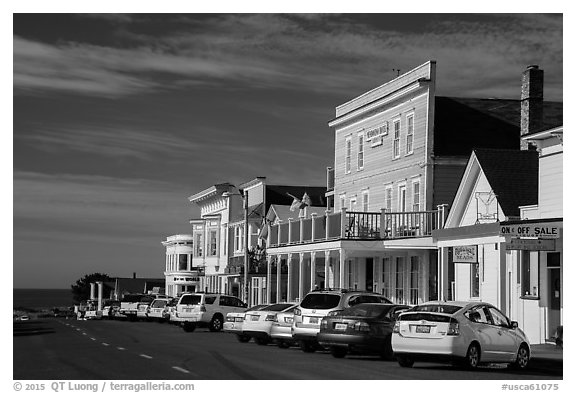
[13,14,563,99]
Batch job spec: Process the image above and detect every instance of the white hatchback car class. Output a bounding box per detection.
[224,304,269,343]
[242,303,296,345]
[392,301,530,370]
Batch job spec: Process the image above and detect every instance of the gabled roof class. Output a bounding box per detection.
[434,97,563,156]
[474,149,539,217]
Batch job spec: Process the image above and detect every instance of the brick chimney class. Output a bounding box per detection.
[133,272,136,279]
[520,65,544,150]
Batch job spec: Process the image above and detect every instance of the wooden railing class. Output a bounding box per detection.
[267,205,448,247]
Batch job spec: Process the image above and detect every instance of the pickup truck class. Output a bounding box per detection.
[120,294,149,321]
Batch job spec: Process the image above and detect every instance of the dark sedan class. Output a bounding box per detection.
[317,303,410,359]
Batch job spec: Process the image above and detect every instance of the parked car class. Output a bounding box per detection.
[119,294,149,321]
[102,300,121,320]
[224,304,270,343]
[271,306,298,348]
[174,293,247,332]
[292,289,392,352]
[317,303,410,359]
[392,301,530,370]
[242,303,296,345]
[146,298,172,322]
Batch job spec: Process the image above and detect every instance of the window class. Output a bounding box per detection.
[357,134,364,169]
[406,114,414,154]
[209,230,217,256]
[393,119,401,158]
[234,226,243,252]
[487,307,511,328]
[395,257,405,304]
[470,263,480,298]
[385,186,393,212]
[349,197,357,211]
[428,254,438,301]
[195,233,203,257]
[345,137,352,173]
[205,296,216,305]
[412,181,420,212]
[398,185,407,212]
[178,254,188,271]
[382,257,392,299]
[362,191,369,212]
[409,256,419,305]
[465,306,490,324]
[521,251,539,297]
[339,194,346,211]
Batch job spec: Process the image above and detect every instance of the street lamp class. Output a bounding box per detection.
[223,190,250,306]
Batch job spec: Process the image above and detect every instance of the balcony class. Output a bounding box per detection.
[267,206,448,248]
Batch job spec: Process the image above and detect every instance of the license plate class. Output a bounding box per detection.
[309,317,319,324]
[284,317,293,323]
[416,325,431,333]
[184,308,192,313]
[251,315,259,321]
[335,323,347,330]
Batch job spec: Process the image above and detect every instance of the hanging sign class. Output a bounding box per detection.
[500,223,560,239]
[453,245,478,263]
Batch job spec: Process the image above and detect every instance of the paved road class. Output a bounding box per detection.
[13,319,562,380]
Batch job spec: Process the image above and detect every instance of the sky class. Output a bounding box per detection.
[11,12,563,289]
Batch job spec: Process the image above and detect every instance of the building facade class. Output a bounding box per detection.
[162,234,202,297]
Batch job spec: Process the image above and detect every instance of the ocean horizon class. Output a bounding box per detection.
[13,288,75,310]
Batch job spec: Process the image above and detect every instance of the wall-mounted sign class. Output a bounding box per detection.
[366,122,388,141]
[505,238,556,251]
[500,223,560,239]
[453,245,478,263]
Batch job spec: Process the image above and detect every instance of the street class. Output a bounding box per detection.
[13,319,561,380]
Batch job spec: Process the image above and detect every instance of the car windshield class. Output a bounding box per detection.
[262,303,294,312]
[339,304,394,318]
[300,294,341,309]
[180,295,202,305]
[410,304,462,314]
[151,300,168,308]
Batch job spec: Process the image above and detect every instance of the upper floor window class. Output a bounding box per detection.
[398,185,407,212]
[345,137,352,174]
[406,114,414,155]
[385,186,393,212]
[234,226,243,252]
[393,120,401,159]
[195,233,203,257]
[349,197,357,211]
[178,254,188,271]
[209,230,217,256]
[362,191,369,212]
[357,134,364,170]
[412,180,421,212]
[339,194,346,211]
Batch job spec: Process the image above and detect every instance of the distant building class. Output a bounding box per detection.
[103,275,166,300]
[162,234,202,297]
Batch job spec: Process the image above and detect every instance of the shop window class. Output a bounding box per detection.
[409,256,419,305]
[521,251,539,298]
[178,254,188,271]
[470,263,480,298]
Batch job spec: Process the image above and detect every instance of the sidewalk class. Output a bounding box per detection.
[529,343,563,375]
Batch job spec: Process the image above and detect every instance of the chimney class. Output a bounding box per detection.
[133,272,136,279]
[520,65,544,150]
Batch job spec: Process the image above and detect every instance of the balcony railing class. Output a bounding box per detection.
[267,205,448,247]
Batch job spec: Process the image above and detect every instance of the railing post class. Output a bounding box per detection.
[439,204,449,228]
[267,222,272,247]
[277,220,283,245]
[288,218,293,244]
[325,211,330,241]
[311,213,317,241]
[300,216,305,244]
[340,207,348,238]
[380,208,387,238]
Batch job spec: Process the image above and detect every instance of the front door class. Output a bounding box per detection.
[365,258,374,292]
[548,265,561,340]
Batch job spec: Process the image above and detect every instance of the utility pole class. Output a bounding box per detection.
[243,190,250,306]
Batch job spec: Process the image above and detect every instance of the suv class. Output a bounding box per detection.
[292,289,392,352]
[175,293,247,332]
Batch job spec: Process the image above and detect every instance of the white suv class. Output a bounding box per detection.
[292,289,392,352]
[175,293,247,332]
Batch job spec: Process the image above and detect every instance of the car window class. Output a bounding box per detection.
[205,296,216,305]
[487,307,511,327]
[410,304,462,314]
[246,304,268,312]
[262,303,294,312]
[464,306,490,324]
[347,295,385,307]
[151,300,167,308]
[300,293,341,309]
[180,295,202,305]
[340,304,394,318]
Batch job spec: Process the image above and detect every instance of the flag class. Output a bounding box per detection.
[301,192,312,208]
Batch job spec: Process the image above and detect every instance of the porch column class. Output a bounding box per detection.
[276,255,282,303]
[339,249,347,289]
[299,252,305,301]
[324,250,331,289]
[311,213,317,241]
[439,246,449,301]
[266,255,272,304]
[287,253,293,302]
[310,251,317,290]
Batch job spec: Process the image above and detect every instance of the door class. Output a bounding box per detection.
[486,306,521,361]
[548,267,561,340]
[365,258,374,292]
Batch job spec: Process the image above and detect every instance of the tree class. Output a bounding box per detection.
[71,273,112,303]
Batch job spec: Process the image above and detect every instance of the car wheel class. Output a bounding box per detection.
[236,334,251,343]
[509,344,530,370]
[182,322,196,332]
[277,340,290,349]
[463,343,481,369]
[255,337,270,346]
[209,315,224,332]
[397,355,414,368]
[330,347,347,358]
[300,340,316,353]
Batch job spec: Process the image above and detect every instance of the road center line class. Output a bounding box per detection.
[172,366,190,374]
[82,333,87,335]
[102,343,109,346]
[140,354,153,359]
[90,338,96,341]
[117,347,126,351]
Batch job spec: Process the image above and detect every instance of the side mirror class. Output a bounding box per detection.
[511,321,519,329]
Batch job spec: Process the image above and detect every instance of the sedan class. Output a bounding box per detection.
[392,301,530,370]
[224,304,269,343]
[318,303,410,359]
[243,303,297,345]
[270,307,298,348]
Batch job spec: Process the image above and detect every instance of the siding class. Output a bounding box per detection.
[539,152,562,218]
